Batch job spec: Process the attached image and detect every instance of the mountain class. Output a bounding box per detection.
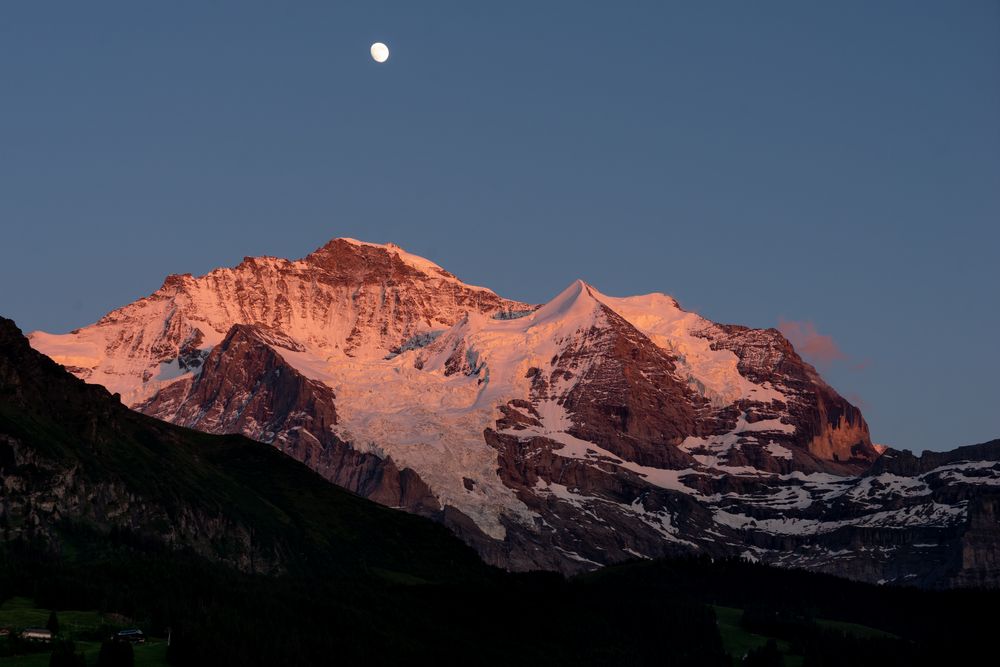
[5,314,1000,667]
[1,314,738,666]
[28,238,1000,585]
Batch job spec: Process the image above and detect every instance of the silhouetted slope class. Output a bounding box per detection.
[0,316,487,582]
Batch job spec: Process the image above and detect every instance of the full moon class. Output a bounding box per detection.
[370,42,389,63]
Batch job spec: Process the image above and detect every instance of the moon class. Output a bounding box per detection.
[370,42,389,63]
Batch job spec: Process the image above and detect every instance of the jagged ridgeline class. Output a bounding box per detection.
[2,315,999,666]
[25,238,1000,585]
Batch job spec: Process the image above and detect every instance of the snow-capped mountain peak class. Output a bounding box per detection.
[29,237,945,580]
[29,237,533,404]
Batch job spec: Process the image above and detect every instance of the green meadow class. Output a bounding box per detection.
[0,597,167,666]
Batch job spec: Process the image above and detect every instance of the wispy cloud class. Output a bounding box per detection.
[777,318,848,367]
[778,319,870,411]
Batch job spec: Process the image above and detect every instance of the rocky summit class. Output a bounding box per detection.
[29,238,1000,586]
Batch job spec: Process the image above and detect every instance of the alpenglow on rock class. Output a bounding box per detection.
[29,237,1000,586]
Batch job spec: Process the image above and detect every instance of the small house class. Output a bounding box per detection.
[114,628,145,644]
[21,627,53,642]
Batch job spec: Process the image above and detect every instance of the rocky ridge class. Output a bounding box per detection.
[28,239,1000,585]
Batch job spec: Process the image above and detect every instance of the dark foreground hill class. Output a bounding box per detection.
[1,316,997,666]
[0,315,487,583]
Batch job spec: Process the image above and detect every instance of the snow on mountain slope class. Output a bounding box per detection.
[595,290,777,406]
[257,280,658,540]
[30,239,532,406]
[27,237,999,585]
[276,338,533,540]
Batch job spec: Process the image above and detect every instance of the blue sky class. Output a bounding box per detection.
[1,1,997,452]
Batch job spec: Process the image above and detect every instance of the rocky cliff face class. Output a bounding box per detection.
[0,316,283,573]
[27,239,1000,586]
[696,323,875,468]
[137,322,442,516]
[29,238,533,406]
[0,430,268,573]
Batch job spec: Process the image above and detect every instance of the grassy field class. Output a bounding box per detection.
[815,616,896,640]
[714,605,802,666]
[713,605,896,666]
[0,597,167,666]
[0,641,168,667]
[0,597,106,635]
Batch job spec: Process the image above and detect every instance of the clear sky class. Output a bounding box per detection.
[1,1,997,453]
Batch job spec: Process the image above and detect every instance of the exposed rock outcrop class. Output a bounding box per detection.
[25,240,1000,586]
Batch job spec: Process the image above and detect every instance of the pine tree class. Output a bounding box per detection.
[98,639,134,667]
[48,639,84,667]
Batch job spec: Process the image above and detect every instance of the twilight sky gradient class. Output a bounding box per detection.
[1,1,998,452]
